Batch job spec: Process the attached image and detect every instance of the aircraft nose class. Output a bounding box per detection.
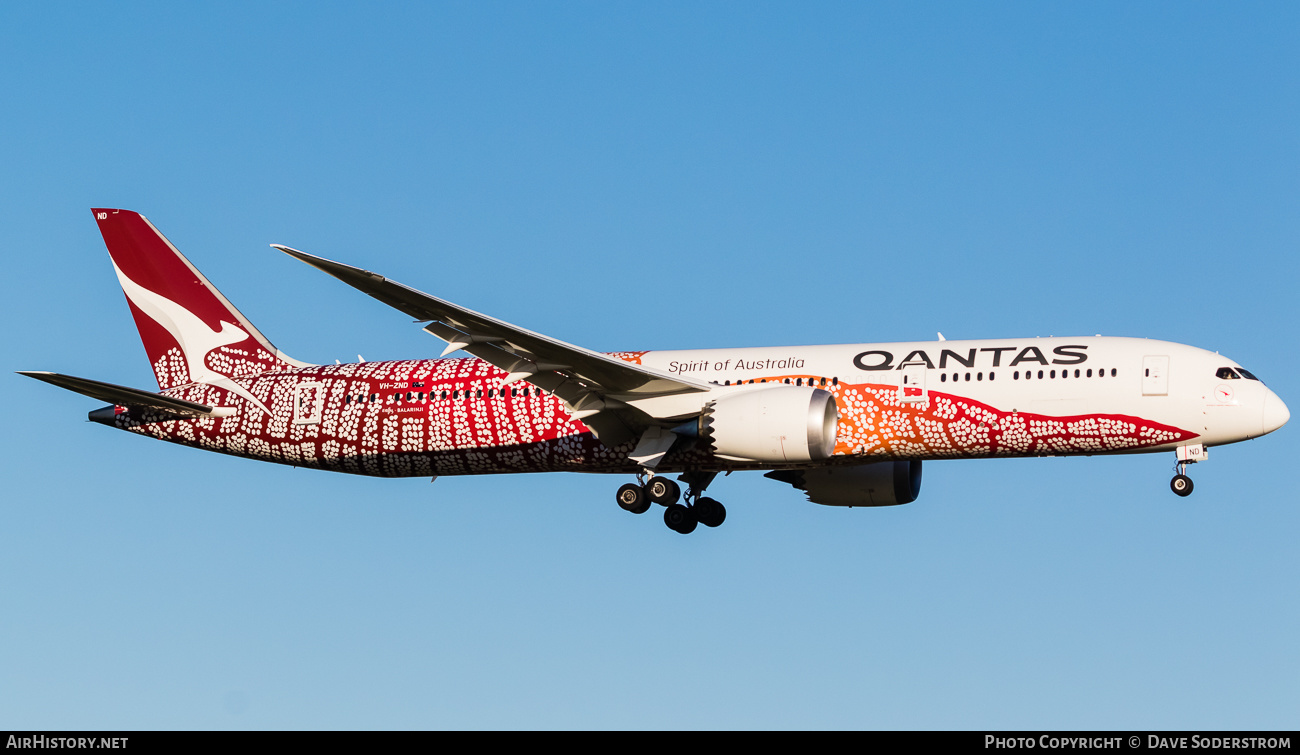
[1263,391,1290,435]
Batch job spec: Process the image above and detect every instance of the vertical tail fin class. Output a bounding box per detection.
[91,208,307,390]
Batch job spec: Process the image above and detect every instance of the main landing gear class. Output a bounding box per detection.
[615,471,727,534]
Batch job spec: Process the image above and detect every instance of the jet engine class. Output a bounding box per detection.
[765,460,922,507]
[701,387,838,463]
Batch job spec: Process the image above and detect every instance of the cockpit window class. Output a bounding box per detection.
[1216,367,1240,380]
[1237,368,1261,382]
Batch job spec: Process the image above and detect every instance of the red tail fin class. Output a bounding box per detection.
[91,208,305,390]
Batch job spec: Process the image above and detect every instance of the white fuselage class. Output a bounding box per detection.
[630,336,1287,454]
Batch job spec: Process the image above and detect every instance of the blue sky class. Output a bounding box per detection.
[2,2,1297,729]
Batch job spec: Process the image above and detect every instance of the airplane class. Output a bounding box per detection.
[19,209,1290,534]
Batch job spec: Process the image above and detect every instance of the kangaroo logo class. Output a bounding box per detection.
[111,260,272,415]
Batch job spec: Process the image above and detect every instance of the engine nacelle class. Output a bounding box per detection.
[766,460,922,507]
[702,387,838,463]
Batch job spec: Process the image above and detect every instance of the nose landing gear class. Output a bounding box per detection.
[612,470,726,534]
[1170,444,1206,498]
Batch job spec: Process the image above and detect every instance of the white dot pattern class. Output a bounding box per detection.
[112,360,1197,476]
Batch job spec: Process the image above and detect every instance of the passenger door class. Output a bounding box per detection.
[1142,356,1169,396]
[898,364,927,404]
[293,381,325,425]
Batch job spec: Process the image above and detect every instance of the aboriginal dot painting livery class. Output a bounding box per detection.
[20,210,1291,534]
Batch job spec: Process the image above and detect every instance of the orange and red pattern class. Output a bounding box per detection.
[830,379,1195,458]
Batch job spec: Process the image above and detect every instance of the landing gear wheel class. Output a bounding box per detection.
[616,483,651,514]
[645,477,681,506]
[664,503,698,534]
[694,497,727,528]
[1171,474,1193,497]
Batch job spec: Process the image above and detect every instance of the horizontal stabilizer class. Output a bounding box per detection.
[17,371,233,419]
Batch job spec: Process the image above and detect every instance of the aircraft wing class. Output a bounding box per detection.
[275,246,711,446]
[18,371,233,419]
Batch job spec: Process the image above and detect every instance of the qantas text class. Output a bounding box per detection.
[853,345,1088,371]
